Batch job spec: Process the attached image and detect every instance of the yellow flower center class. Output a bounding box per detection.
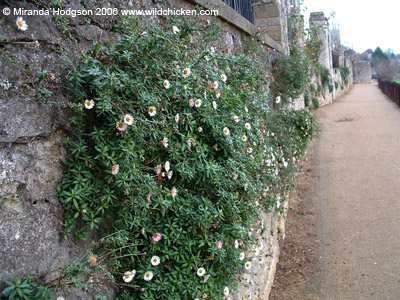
[126,117,130,122]
[184,70,188,74]
[124,274,130,279]
[164,82,168,86]
[18,20,23,27]
[146,273,150,277]
[118,122,124,128]
[89,256,97,263]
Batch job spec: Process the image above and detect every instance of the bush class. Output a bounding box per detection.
[44,18,319,300]
[339,66,350,86]
[334,81,339,89]
[271,44,310,102]
[312,97,320,109]
[304,90,311,107]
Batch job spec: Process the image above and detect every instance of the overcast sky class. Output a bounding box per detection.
[301,0,400,54]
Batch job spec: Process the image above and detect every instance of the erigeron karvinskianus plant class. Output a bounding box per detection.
[56,17,318,300]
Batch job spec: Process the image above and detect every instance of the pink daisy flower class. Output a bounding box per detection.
[116,121,127,131]
[204,274,210,283]
[216,240,223,249]
[171,187,177,198]
[152,232,162,242]
[111,164,119,175]
[156,164,162,175]
[168,170,173,179]
[189,98,195,107]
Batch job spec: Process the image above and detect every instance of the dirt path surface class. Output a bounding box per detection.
[270,83,400,300]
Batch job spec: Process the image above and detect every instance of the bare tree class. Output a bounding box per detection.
[375,60,399,81]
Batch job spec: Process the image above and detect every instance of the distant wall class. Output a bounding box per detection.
[353,61,372,84]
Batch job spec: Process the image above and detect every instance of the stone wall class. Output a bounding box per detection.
[0,0,284,299]
[0,1,351,299]
[353,61,372,84]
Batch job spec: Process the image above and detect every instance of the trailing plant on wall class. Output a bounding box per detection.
[3,16,318,300]
[270,44,310,103]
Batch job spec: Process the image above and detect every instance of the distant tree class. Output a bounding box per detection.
[375,60,399,81]
[371,47,389,67]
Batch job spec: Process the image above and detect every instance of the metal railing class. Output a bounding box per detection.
[222,0,254,24]
[378,79,400,107]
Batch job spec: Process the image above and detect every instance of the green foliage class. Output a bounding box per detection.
[371,46,389,67]
[304,90,310,107]
[314,63,331,88]
[305,22,324,63]
[339,66,350,86]
[2,277,51,300]
[334,81,339,89]
[271,44,310,102]
[312,97,320,109]
[54,17,318,299]
[394,78,400,84]
[2,253,113,300]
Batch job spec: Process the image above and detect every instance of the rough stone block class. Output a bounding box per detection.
[265,25,283,41]
[253,3,280,18]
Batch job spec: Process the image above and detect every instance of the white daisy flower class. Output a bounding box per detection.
[16,17,28,31]
[275,96,281,103]
[233,115,239,123]
[210,47,215,54]
[216,90,221,98]
[242,135,247,142]
[182,67,191,78]
[84,99,95,109]
[56,297,65,300]
[239,252,245,260]
[221,74,227,82]
[234,240,239,249]
[164,161,170,172]
[195,99,202,107]
[212,101,217,109]
[247,147,253,154]
[224,287,229,296]
[245,107,248,112]
[244,261,252,270]
[245,123,251,130]
[175,114,180,123]
[258,257,265,264]
[144,271,153,281]
[162,136,168,148]
[163,80,171,89]
[150,255,160,266]
[198,127,203,132]
[223,127,230,136]
[172,25,180,34]
[148,106,156,116]
[124,114,133,125]
[197,267,206,277]
[212,81,219,90]
[123,270,136,283]
[253,248,259,256]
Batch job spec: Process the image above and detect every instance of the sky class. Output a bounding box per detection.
[301,0,400,54]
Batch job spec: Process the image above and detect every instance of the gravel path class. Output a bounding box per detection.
[270,83,400,300]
